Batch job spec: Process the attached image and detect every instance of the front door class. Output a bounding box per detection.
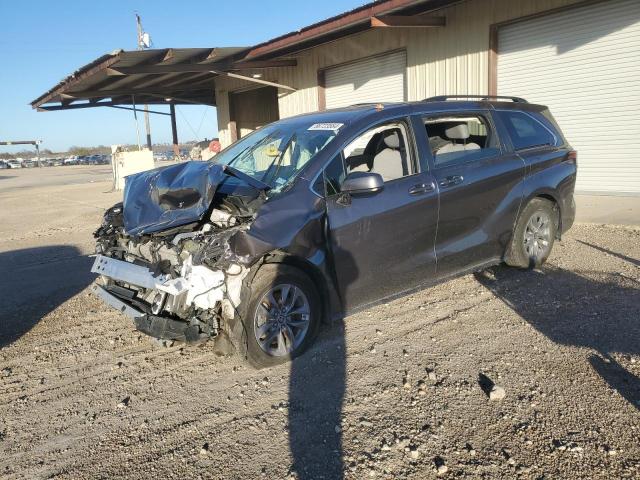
[324,118,439,311]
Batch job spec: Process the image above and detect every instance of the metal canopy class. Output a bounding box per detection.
[30,0,458,113]
[31,47,298,111]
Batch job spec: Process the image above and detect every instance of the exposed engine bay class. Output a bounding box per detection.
[91,161,267,345]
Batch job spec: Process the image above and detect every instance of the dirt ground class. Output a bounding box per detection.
[1,166,639,480]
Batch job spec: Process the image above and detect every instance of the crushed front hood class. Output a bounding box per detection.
[123,161,227,236]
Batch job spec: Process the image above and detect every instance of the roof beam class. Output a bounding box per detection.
[231,59,297,70]
[145,93,215,106]
[37,101,173,114]
[110,105,171,116]
[212,71,296,91]
[370,15,446,27]
[168,73,213,87]
[108,59,297,75]
[110,72,190,91]
[63,87,213,100]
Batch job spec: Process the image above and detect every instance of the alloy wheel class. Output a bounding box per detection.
[253,283,311,357]
[523,210,552,260]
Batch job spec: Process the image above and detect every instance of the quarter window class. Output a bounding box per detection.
[424,114,500,167]
[322,154,346,196]
[498,111,556,150]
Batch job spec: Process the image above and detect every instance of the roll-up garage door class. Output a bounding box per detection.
[325,51,406,109]
[497,0,640,194]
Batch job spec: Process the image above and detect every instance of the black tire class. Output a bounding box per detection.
[235,264,321,369]
[505,198,558,269]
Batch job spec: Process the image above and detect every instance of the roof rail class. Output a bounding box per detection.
[424,95,529,103]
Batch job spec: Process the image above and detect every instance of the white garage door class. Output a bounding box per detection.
[325,51,406,109]
[498,0,640,194]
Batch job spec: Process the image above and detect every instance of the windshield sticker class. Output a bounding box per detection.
[308,123,344,131]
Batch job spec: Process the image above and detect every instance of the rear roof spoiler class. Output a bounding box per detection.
[425,95,529,103]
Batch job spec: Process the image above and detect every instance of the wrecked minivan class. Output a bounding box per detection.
[92,97,576,368]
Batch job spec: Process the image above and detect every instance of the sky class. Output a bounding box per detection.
[0,0,364,154]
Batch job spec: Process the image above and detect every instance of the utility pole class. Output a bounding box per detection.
[131,95,142,150]
[136,13,152,150]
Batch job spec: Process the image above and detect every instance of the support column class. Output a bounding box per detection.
[170,103,179,159]
[144,105,152,150]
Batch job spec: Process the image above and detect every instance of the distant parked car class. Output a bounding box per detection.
[0,160,8,169]
[43,158,62,167]
[6,160,22,169]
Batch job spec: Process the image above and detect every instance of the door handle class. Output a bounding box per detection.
[408,182,435,195]
[438,175,464,188]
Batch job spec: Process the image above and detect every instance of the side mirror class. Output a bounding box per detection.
[341,171,384,195]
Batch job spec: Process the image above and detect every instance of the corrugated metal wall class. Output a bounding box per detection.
[498,0,640,193]
[215,0,583,147]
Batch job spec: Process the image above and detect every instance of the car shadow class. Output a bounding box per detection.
[575,240,640,268]
[475,264,640,410]
[286,245,357,479]
[0,245,95,348]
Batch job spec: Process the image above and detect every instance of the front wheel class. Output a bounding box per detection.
[505,198,558,269]
[237,264,321,369]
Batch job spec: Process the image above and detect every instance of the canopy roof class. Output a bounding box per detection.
[31,0,454,113]
[31,47,298,111]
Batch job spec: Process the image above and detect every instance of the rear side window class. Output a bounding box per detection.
[498,111,557,151]
[424,114,500,167]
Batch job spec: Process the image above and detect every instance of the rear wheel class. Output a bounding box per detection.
[506,198,558,268]
[237,264,321,368]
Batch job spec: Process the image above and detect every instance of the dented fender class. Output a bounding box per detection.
[226,179,343,319]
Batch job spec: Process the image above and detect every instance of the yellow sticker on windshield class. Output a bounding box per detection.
[265,144,280,157]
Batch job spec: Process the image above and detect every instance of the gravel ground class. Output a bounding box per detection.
[0,167,639,479]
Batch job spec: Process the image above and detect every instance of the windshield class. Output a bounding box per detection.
[212,121,340,192]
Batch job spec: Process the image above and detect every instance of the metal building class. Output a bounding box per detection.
[214,0,640,194]
[32,0,640,194]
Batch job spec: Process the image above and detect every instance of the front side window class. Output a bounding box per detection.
[497,111,557,151]
[342,122,414,182]
[424,114,500,167]
[213,120,339,192]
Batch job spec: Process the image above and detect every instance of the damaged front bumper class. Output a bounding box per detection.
[90,254,244,344]
[91,284,214,343]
